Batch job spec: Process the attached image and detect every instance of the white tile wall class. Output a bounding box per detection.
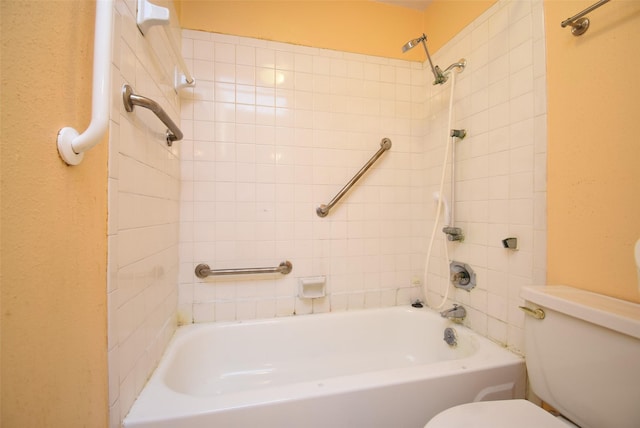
[178,0,546,356]
[107,0,182,426]
[107,0,545,425]
[424,0,547,353]
[179,31,427,324]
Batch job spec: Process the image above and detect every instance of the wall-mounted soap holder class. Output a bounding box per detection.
[298,276,326,299]
[450,261,476,291]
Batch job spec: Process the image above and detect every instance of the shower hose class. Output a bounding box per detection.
[423,71,457,310]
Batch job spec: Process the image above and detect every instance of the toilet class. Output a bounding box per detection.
[425,285,640,428]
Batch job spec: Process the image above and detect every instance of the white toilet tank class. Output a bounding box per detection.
[521,285,640,428]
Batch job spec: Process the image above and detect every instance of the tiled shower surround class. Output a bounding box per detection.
[109,0,546,425]
[107,0,181,425]
[178,33,427,323]
[178,1,546,350]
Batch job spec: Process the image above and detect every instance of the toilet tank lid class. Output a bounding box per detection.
[521,285,640,340]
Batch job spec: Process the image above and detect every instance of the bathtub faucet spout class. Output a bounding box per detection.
[440,304,466,322]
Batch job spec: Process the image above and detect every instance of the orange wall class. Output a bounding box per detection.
[422,0,497,52]
[1,1,109,426]
[544,0,640,302]
[177,0,495,61]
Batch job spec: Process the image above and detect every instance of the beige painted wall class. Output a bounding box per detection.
[545,0,640,303]
[176,0,496,61]
[1,1,109,426]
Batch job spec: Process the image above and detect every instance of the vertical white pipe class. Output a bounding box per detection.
[57,0,113,166]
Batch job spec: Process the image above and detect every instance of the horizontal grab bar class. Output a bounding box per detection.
[316,138,392,217]
[195,261,293,278]
[122,84,183,146]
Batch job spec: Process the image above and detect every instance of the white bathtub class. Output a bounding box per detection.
[124,306,525,428]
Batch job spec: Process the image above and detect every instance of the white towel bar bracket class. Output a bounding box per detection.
[136,0,195,90]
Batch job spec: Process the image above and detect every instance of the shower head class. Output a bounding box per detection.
[443,59,467,74]
[401,33,445,85]
[401,34,467,85]
[402,34,426,53]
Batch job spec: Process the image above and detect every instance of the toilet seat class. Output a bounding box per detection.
[425,399,571,428]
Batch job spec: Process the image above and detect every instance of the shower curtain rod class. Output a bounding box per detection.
[561,0,610,36]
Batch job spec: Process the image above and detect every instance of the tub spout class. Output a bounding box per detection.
[440,304,466,322]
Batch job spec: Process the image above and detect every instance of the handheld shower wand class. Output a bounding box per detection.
[402,34,466,85]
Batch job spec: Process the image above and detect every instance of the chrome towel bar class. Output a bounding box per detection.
[195,261,293,278]
[316,138,392,217]
[122,84,183,146]
[561,0,610,36]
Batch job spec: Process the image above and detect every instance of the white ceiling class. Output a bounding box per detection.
[375,0,433,11]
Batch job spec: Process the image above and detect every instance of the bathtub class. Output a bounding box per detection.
[124,306,525,428]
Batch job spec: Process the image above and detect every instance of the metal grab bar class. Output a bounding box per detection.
[316,138,392,217]
[122,84,183,146]
[195,261,293,278]
[561,0,610,36]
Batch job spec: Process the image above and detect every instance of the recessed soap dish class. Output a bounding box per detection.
[502,237,518,250]
[298,276,326,299]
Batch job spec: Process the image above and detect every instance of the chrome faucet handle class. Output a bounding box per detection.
[450,271,470,285]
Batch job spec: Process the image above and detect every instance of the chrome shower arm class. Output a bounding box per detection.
[443,59,467,74]
[418,35,447,85]
[402,34,466,85]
